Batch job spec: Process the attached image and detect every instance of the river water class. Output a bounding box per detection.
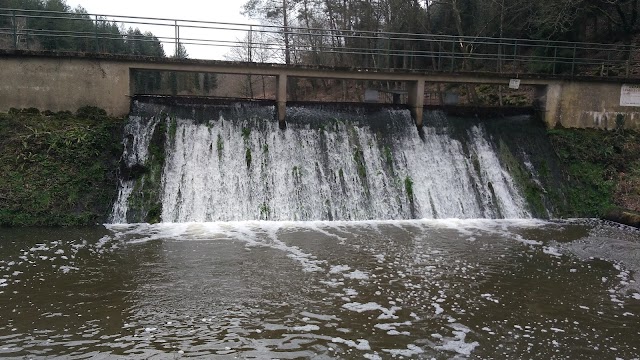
[0,219,639,359]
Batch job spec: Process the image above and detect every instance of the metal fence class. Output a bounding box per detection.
[0,8,636,78]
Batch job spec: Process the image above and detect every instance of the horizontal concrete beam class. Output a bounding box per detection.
[128,61,558,86]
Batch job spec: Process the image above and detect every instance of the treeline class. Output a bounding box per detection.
[0,0,164,56]
[240,0,637,70]
[244,0,638,44]
[0,0,217,96]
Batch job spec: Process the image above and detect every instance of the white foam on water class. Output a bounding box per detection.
[382,344,425,357]
[299,312,339,322]
[363,353,382,360]
[331,337,371,351]
[342,302,385,313]
[343,270,369,280]
[373,321,412,331]
[556,229,640,296]
[433,303,444,315]
[435,323,479,356]
[543,246,563,257]
[329,265,351,274]
[292,325,320,332]
[59,266,79,274]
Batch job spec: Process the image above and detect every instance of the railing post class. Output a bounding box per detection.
[513,40,518,70]
[604,50,611,76]
[450,38,456,72]
[248,25,253,63]
[571,43,577,76]
[174,20,179,57]
[94,14,99,53]
[12,10,17,49]
[628,45,635,77]
[497,41,502,73]
[437,41,442,71]
[552,46,558,75]
[386,35,391,69]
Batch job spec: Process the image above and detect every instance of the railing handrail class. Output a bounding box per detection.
[0,7,630,49]
[0,7,635,78]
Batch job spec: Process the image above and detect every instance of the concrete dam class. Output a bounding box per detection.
[110,98,553,223]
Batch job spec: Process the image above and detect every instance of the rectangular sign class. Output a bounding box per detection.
[621,84,640,106]
[509,79,521,90]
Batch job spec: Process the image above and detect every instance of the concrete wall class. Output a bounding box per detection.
[2,54,640,130]
[542,81,640,130]
[0,57,130,116]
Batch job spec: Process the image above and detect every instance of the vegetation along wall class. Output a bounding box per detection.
[0,107,123,226]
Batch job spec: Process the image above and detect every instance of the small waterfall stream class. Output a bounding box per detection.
[111,100,538,223]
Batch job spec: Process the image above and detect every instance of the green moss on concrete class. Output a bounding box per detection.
[353,146,367,179]
[245,148,252,168]
[0,108,124,226]
[404,176,414,203]
[497,139,548,217]
[125,118,166,224]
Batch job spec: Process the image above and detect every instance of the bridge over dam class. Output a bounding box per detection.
[2,49,639,130]
[1,8,639,129]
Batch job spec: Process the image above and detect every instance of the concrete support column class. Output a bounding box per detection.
[540,82,563,128]
[407,80,425,128]
[277,74,287,128]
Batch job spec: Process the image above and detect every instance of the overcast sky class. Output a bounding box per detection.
[65,0,253,59]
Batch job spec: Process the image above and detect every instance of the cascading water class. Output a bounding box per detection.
[111,99,544,223]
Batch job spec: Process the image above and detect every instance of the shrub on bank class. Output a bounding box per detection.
[548,127,640,217]
[0,108,124,226]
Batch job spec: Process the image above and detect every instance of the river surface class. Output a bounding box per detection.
[0,219,639,359]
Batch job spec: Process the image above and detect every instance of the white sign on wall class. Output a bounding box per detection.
[621,84,640,106]
[509,79,521,90]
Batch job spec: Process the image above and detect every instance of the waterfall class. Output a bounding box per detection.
[111,100,540,223]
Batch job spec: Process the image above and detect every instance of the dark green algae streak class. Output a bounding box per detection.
[1,106,639,227]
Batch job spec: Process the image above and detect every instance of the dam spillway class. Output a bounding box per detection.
[111,100,543,223]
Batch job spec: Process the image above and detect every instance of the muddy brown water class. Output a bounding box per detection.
[0,219,639,359]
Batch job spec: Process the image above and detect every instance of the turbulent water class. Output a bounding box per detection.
[0,220,639,359]
[111,101,536,223]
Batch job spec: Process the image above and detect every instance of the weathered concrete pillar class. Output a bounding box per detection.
[541,82,563,128]
[277,74,287,127]
[407,80,425,128]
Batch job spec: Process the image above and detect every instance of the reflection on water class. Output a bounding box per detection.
[0,219,639,358]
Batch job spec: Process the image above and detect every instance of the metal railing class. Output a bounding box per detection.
[0,8,636,78]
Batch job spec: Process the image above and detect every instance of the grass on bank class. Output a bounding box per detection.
[548,127,640,217]
[0,107,124,226]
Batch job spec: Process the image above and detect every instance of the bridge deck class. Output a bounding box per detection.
[2,49,638,86]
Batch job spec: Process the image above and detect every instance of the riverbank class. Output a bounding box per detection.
[0,108,123,226]
[548,127,640,222]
